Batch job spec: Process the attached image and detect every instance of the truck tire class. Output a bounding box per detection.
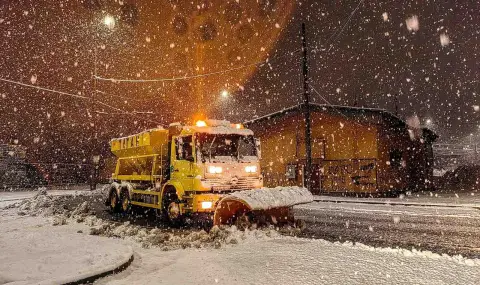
[119,187,131,214]
[162,187,184,227]
[108,188,121,213]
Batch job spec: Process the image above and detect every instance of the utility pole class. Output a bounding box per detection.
[394,94,399,116]
[301,23,313,192]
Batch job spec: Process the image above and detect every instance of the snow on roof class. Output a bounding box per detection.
[185,125,254,136]
[110,127,166,142]
[243,103,405,127]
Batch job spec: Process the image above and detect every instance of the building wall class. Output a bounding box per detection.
[248,110,435,195]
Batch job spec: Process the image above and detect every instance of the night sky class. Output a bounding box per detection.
[0,0,478,163]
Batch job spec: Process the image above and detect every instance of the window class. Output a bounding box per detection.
[286,164,297,179]
[389,149,403,168]
[176,136,193,160]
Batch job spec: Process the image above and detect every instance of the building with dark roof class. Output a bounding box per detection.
[245,103,436,195]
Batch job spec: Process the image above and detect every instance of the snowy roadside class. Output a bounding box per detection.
[313,193,480,209]
[0,211,133,285]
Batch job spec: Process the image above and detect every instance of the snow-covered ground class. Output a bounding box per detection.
[0,189,92,208]
[1,189,480,284]
[297,199,480,220]
[97,234,480,285]
[313,192,480,208]
[0,211,132,285]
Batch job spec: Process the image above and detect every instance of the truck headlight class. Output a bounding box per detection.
[208,166,223,174]
[245,165,257,173]
[201,201,213,209]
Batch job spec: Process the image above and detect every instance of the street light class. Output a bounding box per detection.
[425,119,432,125]
[90,155,100,190]
[221,90,229,98]
[103,14,115,29]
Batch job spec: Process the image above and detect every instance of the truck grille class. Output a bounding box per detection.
[203,177,261,191]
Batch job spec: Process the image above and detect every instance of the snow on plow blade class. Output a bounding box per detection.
[213,187,313,226]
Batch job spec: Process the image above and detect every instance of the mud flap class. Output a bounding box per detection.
[213,187,313,226]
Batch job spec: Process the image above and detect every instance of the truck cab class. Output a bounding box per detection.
[166,120,263,219]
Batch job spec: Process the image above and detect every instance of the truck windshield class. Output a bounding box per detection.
[197,134,257,162]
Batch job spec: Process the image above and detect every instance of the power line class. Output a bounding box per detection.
[311,0,366,54]
[94,49,302,83]
[310,84,363,126]
[0,78,89,99]
[0,77,161,125]
[326,0,365,52]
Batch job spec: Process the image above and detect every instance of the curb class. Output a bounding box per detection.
[312,197,480,210]
[63,254,134,285]
[36,246,135,285]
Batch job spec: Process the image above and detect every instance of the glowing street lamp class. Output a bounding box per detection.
[221,90,229,98]
[103,14,116,29]
[425,119,432,125]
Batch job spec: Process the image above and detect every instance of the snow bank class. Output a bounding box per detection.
[89,220,282,251]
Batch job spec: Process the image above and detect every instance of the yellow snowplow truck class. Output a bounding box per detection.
[105,119,312,227]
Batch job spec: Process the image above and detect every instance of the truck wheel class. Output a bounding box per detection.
[108,189,121,213]
[119,187,131,214]
[162,188,184,227]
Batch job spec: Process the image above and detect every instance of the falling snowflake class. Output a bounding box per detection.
[405,15,419,32]
[275,23,280,28]
[170,43,175,48]
[67,77,73,82]
[30,74,37,84]
[439,33,450,47]
[33,137,40,143]
[382,12,388,22]
[146,36,151,43]
[336,88,341,94]
[473,105,479,112]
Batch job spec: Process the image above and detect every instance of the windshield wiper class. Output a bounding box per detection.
[208,135,216,162]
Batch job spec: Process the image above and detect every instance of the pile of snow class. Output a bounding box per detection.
[89,220,283,251]
[6,189,96,225]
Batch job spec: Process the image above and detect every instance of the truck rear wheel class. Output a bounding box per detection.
[162,187,184,227]
[108,189,121,213]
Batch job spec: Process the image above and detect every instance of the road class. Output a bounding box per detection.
[2,189,480,258]
[294,199,480,259]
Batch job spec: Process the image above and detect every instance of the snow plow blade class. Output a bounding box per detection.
[213,187,313,226]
